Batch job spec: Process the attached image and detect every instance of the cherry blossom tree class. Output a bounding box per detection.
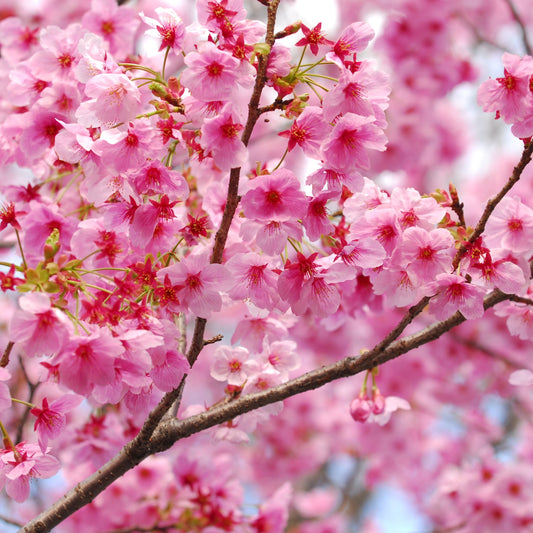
[1,0,533,532]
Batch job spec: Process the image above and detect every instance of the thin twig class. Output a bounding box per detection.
[452,140,533,270]
[504,0,533,55]
[0,341,14,368]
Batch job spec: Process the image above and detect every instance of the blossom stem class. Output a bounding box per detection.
[11,398,35,409]
[161,46,171,79]
[14,229,27,270]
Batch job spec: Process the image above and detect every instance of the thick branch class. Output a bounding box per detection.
[19,292,513,532]
[150,289,511,450]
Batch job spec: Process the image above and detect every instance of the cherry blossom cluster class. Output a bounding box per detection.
[0,0,533,532]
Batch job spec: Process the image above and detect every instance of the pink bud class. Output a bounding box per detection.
[350,393,372,422]
[372,389,386,414]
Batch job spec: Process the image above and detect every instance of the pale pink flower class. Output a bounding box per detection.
[326,21,375,67]
[477,53,533,123]
[484,196,533,257]
[57,329,124,396]
[306,166,364,196]
[10,293,72,356]
[82,0,140,57]
[322,62,389,124]
[321,113,387,172]
[241,169,307,222]
[200,108,246,170]
[370,268,420,308]
[28,24,83,81]
[130,159,189,197]
[211,345,259,386]
[349,206,401,255]
[130,194,180,249]
[158,253,233,318]
[399,227,455,283]
[0,442,60,502]
[390,187,446,230]
[337,238,387,270]
[139,7,185,53]
[266,44,292,80]
[76,73,142,128]
[302,191,336,241]
[0,17,39,64]
[260,340,300,380]
[240,219,303,255]
[226,253,281,310]
[150,349,189,392]
[425,273,485,320]
[96,119,162,173]
[369,396,410,425]
[18,108,65,164]
[181,41,251,101]
[31,394,83,452]
[231,316,288,353]
[495,302,533,340]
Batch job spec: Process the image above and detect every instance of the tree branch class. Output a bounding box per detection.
[18,291,514,532]
[452,140,533,270]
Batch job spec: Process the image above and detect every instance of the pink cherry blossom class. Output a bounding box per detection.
[76,73,143,128]
[57,328,124,396]
[181,41,252,102]
[278,106,329,159]
[200,108,246,170]
[484,196,533,257]
[226,252,282,310]
[158,253,233,318]
[477,53,533,123]
[10,293,72,356]
[31,395,83,452]
[140,7,185,53]
[398,227,455,283]
[211,345,260,386]
[425,273,486,320]
[321,112,387,172]
[241,169,307,222]
[0,442,60,503]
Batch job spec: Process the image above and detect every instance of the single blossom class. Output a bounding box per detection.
[0,442,60,503]
[31,395,83,452]
[211,345,260,386]
[241,169,307,222]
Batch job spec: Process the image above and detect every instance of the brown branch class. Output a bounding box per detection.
[18,289,512,533]
[188,0,281,366]
[149,289,510,452]
[0,341,14,368]
[452,140,533,270]
[507,294,533,306]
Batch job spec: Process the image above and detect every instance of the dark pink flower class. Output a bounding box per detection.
[0,442,60,502]
[31,395,83,452]
[140,7,185,53]
[321,113,387,172]
[241,169,307,222]
[295,23,333,55]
